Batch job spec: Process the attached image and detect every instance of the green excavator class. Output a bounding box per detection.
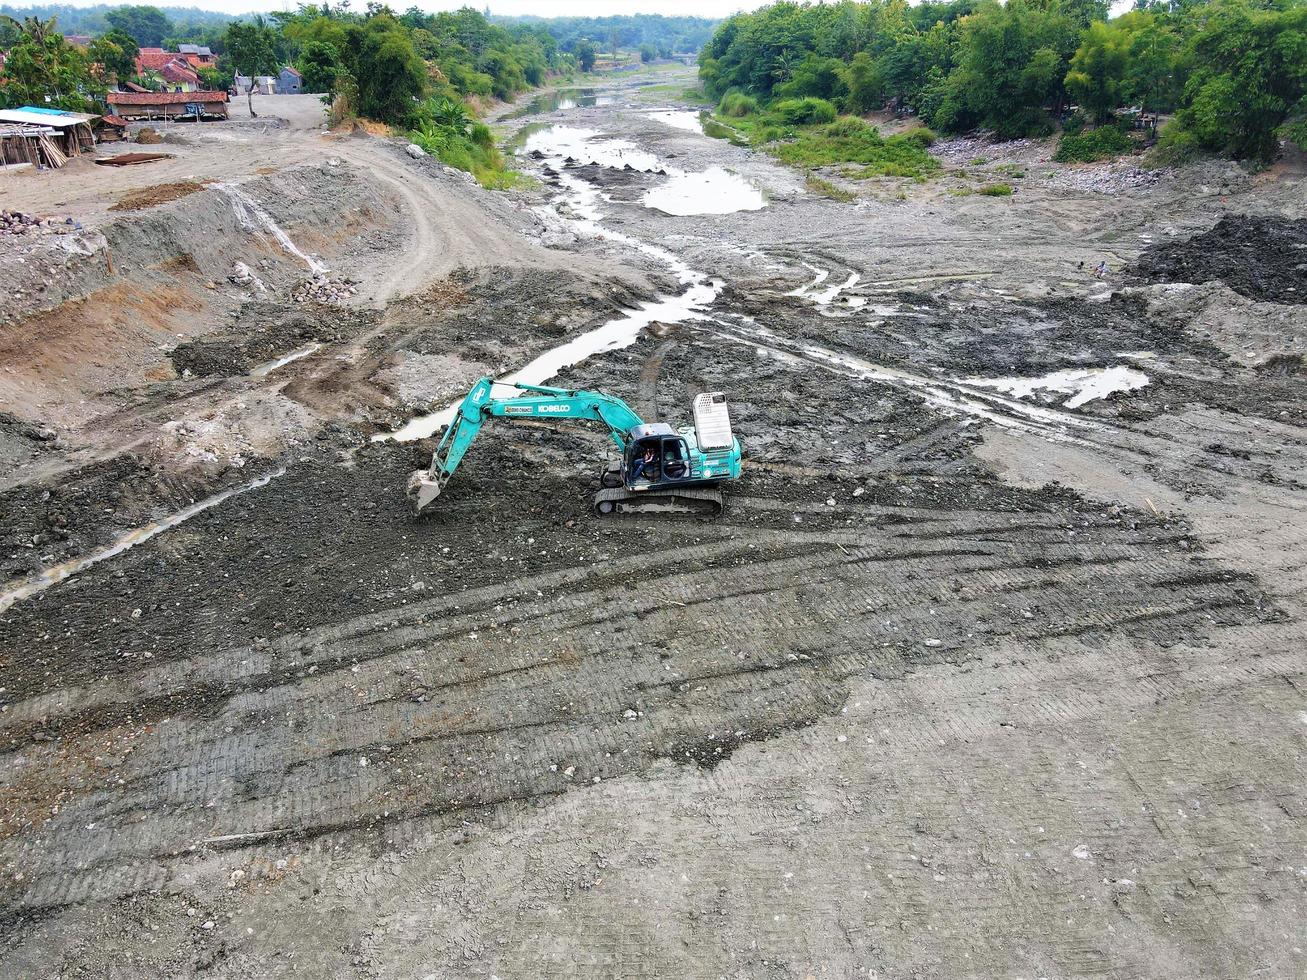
[407,377,742,516]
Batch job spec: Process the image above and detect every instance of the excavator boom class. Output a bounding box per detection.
[407,378,645,513]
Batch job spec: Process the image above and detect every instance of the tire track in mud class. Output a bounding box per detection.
[0,495,1278,916]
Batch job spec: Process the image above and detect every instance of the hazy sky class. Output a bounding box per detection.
[45,0,771,16]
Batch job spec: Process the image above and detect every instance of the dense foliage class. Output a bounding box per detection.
[1,3,234,51]
[700,0,1307,162]
[0,14,101,109]
[492,14,718,57]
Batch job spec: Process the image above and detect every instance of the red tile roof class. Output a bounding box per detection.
[107,91,229,106]
[160,59,200,84]
[136,47,173,72]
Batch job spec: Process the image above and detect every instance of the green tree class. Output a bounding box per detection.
[639,43,656,63]
[104,5,173,48]
[1065,20,1131,121]
[224,19,279,80]
[0,15,101,111]
[843,50,882,114]
[351,16,426,124]
[88,30,139,84]
[298,39,345,93]
[1173,0,1306,161]
[576,38,596,72]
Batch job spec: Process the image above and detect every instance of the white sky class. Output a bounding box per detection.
[41,0,769,16]
[43,0,1136,24]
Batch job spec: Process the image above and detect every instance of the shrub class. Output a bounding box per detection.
[1053,126,1133,163]
[772,97,838,125]
[977,183,1013,196]
[718,91,759,117]
[902,126,937,147]
[824,116,867,138]
[770,122,940,180]
[1149,123,1202,166]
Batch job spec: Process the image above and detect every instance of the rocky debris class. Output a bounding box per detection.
[1131,214,1307,304]
[228,261,267,292]
[292,274,359,305]
[1039,165,1164,194]
[405,143,426,159]
[1,209,79,239]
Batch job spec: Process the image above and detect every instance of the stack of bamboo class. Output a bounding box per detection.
[37,133,67,169]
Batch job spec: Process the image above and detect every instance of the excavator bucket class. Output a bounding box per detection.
[406,470,443,515]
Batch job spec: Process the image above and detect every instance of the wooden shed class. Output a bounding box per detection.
[106,90,230,121]
[0,107,98,164]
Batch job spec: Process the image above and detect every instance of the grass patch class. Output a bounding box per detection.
[947,187,974,196]
[993,163,1026,178]
[977,183,1013,196]
[805,173,856,202]
[703,108,940,180]
[773,118,939,179]
[1053,126,1133,163]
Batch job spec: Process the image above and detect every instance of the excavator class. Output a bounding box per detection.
[407,377,741,516]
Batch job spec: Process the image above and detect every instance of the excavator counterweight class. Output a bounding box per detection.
[406,378,741,517]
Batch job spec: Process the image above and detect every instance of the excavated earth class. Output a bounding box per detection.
[0,75,1304,978]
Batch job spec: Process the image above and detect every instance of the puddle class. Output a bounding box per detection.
[641,167,765,216]
[380,129,725,444]
[708,317,1100,439]
[0,468,285,615]
[963,366,1150,409]
[504,88,616,120]
[216,183,327,275]
[250,343,322,377]
[385,280,720,442]
[646,110,705,134]
[525,125,768,217]
[523,125,661,173]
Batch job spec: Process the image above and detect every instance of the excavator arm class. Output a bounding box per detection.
[407,377,646,514]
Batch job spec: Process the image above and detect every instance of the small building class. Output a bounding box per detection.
[159,58,201,92]
[63,34,92,48]
[0,107,98,164]
[277,66,303,95]
[234,74,277,96]
[106,90,229,121]
[177,44,216,68]
[136,47,174,74]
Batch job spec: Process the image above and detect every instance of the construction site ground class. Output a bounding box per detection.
[0,69,1304,978]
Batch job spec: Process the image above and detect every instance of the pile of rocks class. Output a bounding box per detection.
[1,210,77,238]
[1041,165,1164,194]
[292,274,358,305]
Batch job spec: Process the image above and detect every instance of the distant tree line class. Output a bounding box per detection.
[699,0,1307,162]
[492,13,719,58]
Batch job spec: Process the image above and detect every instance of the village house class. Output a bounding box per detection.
[106,90,229,121]
[177,44,216,68]
[277,66,303,94]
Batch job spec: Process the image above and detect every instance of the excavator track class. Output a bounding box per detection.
[593,485,724,517]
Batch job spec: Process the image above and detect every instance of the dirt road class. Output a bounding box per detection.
[0,68,1304,978]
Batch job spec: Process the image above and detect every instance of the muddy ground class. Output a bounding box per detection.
[0,68,1304,978]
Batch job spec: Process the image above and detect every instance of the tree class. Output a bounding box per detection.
[299,39,345,93]
[1065,20,1131,121]
[351,16,427,124]
[0,16,101,112]
[1172,0,1306,161]
[105,5,173,48]
[843,50,882,114]
[639,43,656,63]
[88,30,139,84]
[576,38,596,73]
[224,19,279,79]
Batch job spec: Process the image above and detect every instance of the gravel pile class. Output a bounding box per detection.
[1040,166,1164,194]
[0,209,79,239]
[293,274,359,304]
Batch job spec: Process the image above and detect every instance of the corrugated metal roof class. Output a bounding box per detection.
[0,108,98,126]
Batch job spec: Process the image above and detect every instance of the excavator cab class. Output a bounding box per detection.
[624,424,689,488]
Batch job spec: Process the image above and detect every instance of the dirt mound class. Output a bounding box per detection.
[1131,214,1307,304]
[170,303,379,377]
[108,181,209,212]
